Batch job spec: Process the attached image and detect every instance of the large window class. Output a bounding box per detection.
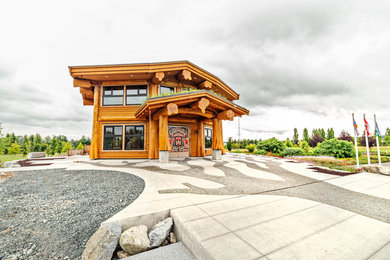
[103,86,124,106]
[160,86,174,95]
[126,85,147,105]
[125,125,144,150]
[205,127,212,149]
[104,126,123,150]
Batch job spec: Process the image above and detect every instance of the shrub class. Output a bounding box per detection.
[255,149,267,155]
[8,141,22,155]
[246,144,256,153]
[285,138,293,147]
[227,137,232,151]
[313,138,354,158]
[299,140,310,153]
[256,137,285,155]
[232,143,239,149]
[282,147,305,157]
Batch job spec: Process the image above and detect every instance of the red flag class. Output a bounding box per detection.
[364,116,370,136]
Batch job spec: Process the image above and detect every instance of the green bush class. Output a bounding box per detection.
[282,147,305,157]
[232,143,239,149]
[256,137,286,155]
[285,138,293,147]
[299,140,310,153]
[255,149,267,155]
[313,138,354,158]
[246,144,256,153]
[227,137,232,151]
[8,142,22,155]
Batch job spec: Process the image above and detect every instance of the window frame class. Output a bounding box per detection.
[159,85,175,95]
[125,85,148,105]
[124,125,145,150]
[205,127,212,149]
[102,124,146,152]
[102,86,124,106]
[103,125,123,150]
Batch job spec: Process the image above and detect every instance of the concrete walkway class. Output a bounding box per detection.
[4,154,390,259]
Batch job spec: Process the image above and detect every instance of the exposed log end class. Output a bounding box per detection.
[178,69,192,81]
[199,81,212,89]
[152,72,165,84]
[167,103,178,116]
[192,98,210,113]
[217,110,234,121]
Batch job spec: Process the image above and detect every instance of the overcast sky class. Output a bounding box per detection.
[1,0,390,141]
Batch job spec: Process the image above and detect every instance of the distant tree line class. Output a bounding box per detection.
[0,123,90,155]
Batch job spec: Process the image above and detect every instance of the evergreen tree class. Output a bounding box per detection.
[386,128,390,136]
[319,128,326,139]
[226,137,232,151]
[76,142,84,150]
[62,142,73,153]
[285,138,293,147]
[56,141,65,154]
[22,135,29,155]
[293,128,299,145]
[326,128,335,140]
[303,128,309,143]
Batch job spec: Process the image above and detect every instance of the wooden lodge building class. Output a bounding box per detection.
[69,61,249,162]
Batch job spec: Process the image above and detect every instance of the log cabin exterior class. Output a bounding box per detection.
[69,61,249,162]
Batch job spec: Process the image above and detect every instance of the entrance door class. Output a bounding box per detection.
[168,125,190,157]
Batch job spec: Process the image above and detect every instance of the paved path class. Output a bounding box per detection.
[4,154,390,259]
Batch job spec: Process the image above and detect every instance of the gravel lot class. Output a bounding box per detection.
[0,168,145,260]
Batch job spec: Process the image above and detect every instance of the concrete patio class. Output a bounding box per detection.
[3,154,390,259]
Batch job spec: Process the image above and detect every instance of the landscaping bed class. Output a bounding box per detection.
[0,169,145,259]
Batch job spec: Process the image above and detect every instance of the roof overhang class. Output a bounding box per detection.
[69,60,239,101]
[135,91,249,119]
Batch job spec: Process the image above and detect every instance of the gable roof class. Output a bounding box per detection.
[69,60,240,101]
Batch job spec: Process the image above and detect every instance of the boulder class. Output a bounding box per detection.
[148,217,173,249]
[27,152,46,159]
[4,160,21,168]
[362,165,390,176]
[82,222,122,260]
[120,225,150,255]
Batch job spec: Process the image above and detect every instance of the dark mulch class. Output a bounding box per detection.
[308,166,356,176]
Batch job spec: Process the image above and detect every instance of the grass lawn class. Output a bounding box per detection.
[0,154,26,167]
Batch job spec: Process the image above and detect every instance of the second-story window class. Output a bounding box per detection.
[160,86,174,95]
[103,86,124,106]
[126,85,147,105]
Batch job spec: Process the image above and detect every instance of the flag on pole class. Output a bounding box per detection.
[352,114,359,136]
[364,115,370,136]
[375,118,381,137]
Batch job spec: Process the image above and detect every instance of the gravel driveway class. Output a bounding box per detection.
[0,169,145,260]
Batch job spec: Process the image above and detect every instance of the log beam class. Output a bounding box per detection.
[178,108,214,118]
[80,88,93,96]
[152,72,165,84]
[159,115,170,151]
[197,120,206,157]
[177,69,192,81]
[191,98,209,113]
[83,99,94,106]
[152,103,178,120]
[74,78,93,88]
[217,110,234,121]
[199,81,212,89]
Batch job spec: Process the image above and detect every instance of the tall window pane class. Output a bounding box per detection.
[205,127,212,149]
[104,125,122,150]
[125,125,144,150]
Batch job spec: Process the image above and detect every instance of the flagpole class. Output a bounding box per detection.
[364,114,371,165]
[374,114,381,166]
[352,113,360,168]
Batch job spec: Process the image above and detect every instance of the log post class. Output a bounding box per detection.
[197,120,205,157]
[159,114,170,162]
[211,118,223,160]
[90,84,100,159]
[149,119,159,159]
[191,98,209,113]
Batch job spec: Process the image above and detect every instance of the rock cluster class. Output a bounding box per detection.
[27,152,46,159]
[362,165,390,176]
[82,217,175,259]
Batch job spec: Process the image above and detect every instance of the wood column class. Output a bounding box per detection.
[159,115,170,151]
[197,120,205,157]
[90,84,100,159]
[211,118,223,150]
[149,119,159,159]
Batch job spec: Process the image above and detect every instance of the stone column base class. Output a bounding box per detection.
[212,149,222,160]
[159,151,169,163]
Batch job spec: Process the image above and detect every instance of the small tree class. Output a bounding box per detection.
[226,137,233,151]
[293,128,299,145]
[338,130,353,142]
[303,128,309,143]
[8,141,22,155]
[299,140,310,153]
[285,138,293,147]
[359,130,375,147]
[309,133,323,147]
[76,142,84,150]
[62,142,73,153]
